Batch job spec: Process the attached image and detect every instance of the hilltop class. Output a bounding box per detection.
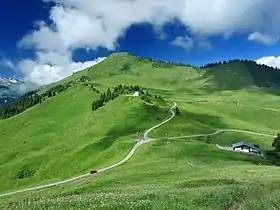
[40,53,280,96]
[0,53,280,209]
[2,53,280,120]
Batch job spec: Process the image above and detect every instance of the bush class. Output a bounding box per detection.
[175,107,180,116]
[272,133,280,152]
[16,168,35,179]
[205,136,212,144]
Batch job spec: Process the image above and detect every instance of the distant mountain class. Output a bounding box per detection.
[0,78,22,85]
[0,78,38,106]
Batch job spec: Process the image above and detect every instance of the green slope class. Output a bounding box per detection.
[38,53,280,100]
[39,53,201,94]
[2,134,280,209]
[1,53,280,209]
[0,83,169,193]
[200,60,280,94]
[201,62,255,92]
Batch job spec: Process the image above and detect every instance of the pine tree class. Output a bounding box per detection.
[92,101,97,111]
[158,95,164,101]
[205,135,212,144]
[272,133,280,152]
[175,107,180,116]
[112,92,119,100]
[119,84,124,93]
[98,98,104,107]
[100,93,106,102]
[105,89,112,102]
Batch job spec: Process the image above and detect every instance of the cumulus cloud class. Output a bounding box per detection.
[18,56,106,86]
[256,56,280,69]
[248,32,279,45]
[171,36,212,51]
[10,0,280,85]
[171,36,194,51]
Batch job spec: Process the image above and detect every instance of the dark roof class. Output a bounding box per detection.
[231,142,260,151]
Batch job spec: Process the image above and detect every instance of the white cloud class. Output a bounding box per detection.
[171,36,194,51]
[248,32,279,45]
[0,59,15,69]
[171,36,212,51]
[256,56,280,69]
[11,0,280,85]
[18,56,106,86]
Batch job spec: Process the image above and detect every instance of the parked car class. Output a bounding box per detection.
[90,170,98,174]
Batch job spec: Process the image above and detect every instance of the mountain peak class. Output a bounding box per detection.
[0,77,23,86]
[109,52,132,57]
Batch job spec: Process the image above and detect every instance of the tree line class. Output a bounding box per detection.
[272,133,280,152]
[0,82,75,119]
[200,59,280,71]
[200,59,280,87]
[0,75,100,119]
[199,59,252,69]
[92,84,141,111]
[134,56,194,69]
[151,60,193,69]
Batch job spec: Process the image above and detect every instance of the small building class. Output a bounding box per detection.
[231,142,261,154]
[132,91,140,97]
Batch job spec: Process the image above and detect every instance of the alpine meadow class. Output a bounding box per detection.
[1,53,280,209]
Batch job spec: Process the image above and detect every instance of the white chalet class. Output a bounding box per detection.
[132,91,140,97]
[231,142,261,154]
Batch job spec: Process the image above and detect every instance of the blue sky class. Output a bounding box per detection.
[1,0,280,85]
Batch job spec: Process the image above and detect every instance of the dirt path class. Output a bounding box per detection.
[0,103,276,198]
[0,103,177,198]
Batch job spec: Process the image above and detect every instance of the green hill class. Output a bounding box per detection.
[37,53,280,97]
[1,53,280,209]
[201,60,280,94]
[0,83,170,192]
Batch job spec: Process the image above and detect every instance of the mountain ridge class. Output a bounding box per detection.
[0,77,23,85]
[0,77,38,106]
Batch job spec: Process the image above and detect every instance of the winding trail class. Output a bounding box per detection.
[167,129,276,140]
[0,102,177,198]
[0,101,276,198]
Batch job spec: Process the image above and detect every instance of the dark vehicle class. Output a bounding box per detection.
[90,170,98,174]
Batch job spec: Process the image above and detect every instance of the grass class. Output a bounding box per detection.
[2,140,280,209]
[0,83,169,193]
[1,53,280,209]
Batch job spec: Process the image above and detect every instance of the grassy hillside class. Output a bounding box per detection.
[39,53,280,97]
[0,83,170,193]
[2,135,280,209]
[1,53,280,209]
[38,53,201,95]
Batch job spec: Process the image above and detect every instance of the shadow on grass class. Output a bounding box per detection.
[201,62,280,96]
[264,150,280,166]
[177,178,241,189]
[201,63,252,93]
[170,110,228,134]
[165,138,279,168]
[189,145,277,167]
[80,103,168,152]
[150,109,228,144]
[146,87,201,99]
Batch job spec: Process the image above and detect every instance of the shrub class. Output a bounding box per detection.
[16,168,35,179]
[205,136,212,144]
